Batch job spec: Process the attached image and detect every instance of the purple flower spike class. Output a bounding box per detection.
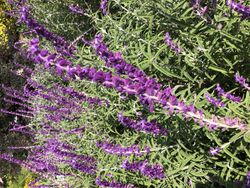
[191,0,208,17]
[68,4,85,15]
[96,140,151,156]
[164,32,182,54]
[88,34,148,81]
[209,147,221,156]
[216,84,241,103]
[191,0,201,8]
[23,38,247,130]
[96,177,136,188]
[196,6,208,17]
[235,73,250,90]
[100,0,108,15]
[121,159,165,180]
[205,93,225,107]
[0,154,60,175]
[226,0,250,18]
[17,6,75,56]
[118,113,167,136]
[246,171,250,187]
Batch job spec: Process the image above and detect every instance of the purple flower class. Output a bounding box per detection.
[205,93,225,107]
[55,59,72,75]
[95,177,136,188]
[88,34,148,82]
[209,147,221,156]
[191,0,208,17]
[0,108,33,118]
[64,126,85,134]
[23,38,247,130]
[39,139,97,175]
[68,4,85,15]
[118,113,168,136]
[226,0,250,18]
[196,6,208,17]
[164,32,182,54]
[235,73,250,90]
[1,85,30,102]
[3,97,34,111]
[246,171,250,187]
[121,159,165,179]
[96,140,151,156]
[9,123,35,136]
[0,154,60,175]
[17,7,75,56]
[71,158,96,175]
[27,38,39,55]
[191,0,201,8]
[216,84,241,103]
[100,0,108,15]
[57,85,106,106]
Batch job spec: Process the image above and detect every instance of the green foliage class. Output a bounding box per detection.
[27,0,100,40]
[5,168,35,188]
[91,0,250,90]
[8,0,250,187]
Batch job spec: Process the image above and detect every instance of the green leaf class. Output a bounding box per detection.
[229,131,245,143]
[190,170,208,177]
[152,63,186,81]
[219,30,242,42]
[208,65,228,75]
[243,131,250,143]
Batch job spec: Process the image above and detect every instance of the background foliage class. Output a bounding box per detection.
[0,0,16,57]
[1,0,250,187]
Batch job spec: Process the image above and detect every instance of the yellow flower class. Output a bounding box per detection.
[0,23,8,47]
[23,176,34,188]
[0,0,15,53]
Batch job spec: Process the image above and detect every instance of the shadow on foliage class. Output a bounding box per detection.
[195,174,248,188]
[0,49,31,187]
[28,0,100,41]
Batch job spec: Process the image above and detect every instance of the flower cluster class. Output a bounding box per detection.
[68,4,85,15]
[164,32,182,54]
[121,159,165,179]
[216,84,241,103]
[2,1,249,187]
[235,73,250,90]
[96,140,151,156]
[24,81,83,123]
[0,153,60,176]
[88,34,168,110]
[1,75,103,137]
[100,0,108,15]
[1,84,31,102]
[95,177,136,188]
[118,113,168,135]
[11,62,33,78]
[87,34,152,83]
[226,0,250,18]
[209,147,221,156]
[17,6,75,56]
[43,139,96,175]
[1,138,97,177]
[56,85,107,106]
[246,171,250,187]
[0,84,35,119]
[24,38,247,131]
[205,93,225,107]
[9,122,35,136]
[191,0,208,17]
[0,108,33,119]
